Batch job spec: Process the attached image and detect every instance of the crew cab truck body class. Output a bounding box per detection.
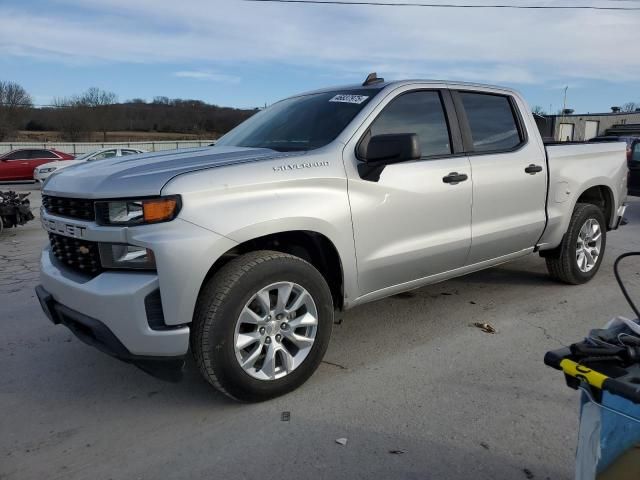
[36,78,628,400]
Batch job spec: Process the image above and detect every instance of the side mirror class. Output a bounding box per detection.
[358,133,421,164]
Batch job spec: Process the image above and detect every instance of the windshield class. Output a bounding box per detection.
[215,88,381,152]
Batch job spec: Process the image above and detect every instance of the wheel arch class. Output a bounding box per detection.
[539,181,617,252]
[198,230,346,311]
[574,184,615,229]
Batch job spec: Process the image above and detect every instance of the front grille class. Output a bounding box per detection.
[48,232,103,276]
[42,195,95,221]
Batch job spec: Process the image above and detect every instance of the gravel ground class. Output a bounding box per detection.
[2,182,639,480]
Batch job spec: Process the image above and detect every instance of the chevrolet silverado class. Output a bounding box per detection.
[36,75,628,401]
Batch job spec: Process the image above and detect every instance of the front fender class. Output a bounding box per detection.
[162,152,359,306]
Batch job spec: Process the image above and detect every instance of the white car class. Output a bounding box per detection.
[34,147,146,182]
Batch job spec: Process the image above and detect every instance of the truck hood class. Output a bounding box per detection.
[42,146,299,198]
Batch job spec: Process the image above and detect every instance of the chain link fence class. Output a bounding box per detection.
[0,140,216,155]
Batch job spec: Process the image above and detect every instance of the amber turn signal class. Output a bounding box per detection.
[143,198,179,223]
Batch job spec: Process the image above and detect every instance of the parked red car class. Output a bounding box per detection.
[0,149,75,181]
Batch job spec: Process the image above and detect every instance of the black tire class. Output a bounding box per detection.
[191,250,334,402]
[545,203,607,285]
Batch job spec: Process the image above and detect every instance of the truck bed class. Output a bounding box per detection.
[538,141,628,249]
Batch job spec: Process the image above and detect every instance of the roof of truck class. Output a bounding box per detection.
[294,78,518,99]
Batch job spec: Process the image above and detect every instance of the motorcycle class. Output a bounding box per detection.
[0,191,35,234]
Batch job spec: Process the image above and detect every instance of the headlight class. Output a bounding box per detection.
[95,196,180,226]
[98,243,156,269]
[38,167,57,173]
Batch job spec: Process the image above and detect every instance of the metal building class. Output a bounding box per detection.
[538,110,640,142]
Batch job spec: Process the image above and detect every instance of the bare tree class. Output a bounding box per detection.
[152,96,170,105]
[0,81,32,107]
[532,105,547,116]
[623,102,638,113]
[52,96,90,142]
[75,87,117,141]
[0,81,32,140]
[79,87,117,107]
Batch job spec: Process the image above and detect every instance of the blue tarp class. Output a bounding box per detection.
[575,389,640,479]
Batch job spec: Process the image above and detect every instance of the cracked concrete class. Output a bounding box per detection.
[2,183,640,480]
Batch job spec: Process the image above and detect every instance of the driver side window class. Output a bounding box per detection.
[90,150,117,161]
[369,91,452,158]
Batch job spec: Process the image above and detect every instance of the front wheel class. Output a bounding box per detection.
[191,250,334,402]
[545,203,607,285]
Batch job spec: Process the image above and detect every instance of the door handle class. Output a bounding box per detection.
[442,172,468,184]
[525,164,543,174]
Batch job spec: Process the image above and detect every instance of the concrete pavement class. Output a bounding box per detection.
[2,182,640,480]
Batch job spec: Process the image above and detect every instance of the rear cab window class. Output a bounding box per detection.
[457,91,525,153]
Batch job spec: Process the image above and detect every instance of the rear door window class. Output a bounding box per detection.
[458,92,523,153]
[368,91,452,157]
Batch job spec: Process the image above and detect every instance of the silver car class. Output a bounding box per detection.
[37,76,627,401]
[34,147,146,182]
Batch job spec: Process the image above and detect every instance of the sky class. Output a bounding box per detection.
[1,0,639,114]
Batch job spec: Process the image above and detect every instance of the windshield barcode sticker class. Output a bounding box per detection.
[329,94,369,105]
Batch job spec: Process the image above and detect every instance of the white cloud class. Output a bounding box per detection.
[0,0,639,86]
[173,70,240,83]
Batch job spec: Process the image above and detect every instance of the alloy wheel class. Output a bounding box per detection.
[576,218,602,273]
[233,281,318,380]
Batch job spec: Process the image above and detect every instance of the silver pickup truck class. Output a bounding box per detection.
[36,75,628,401]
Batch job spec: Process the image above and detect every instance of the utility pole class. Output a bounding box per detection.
[559,86,569,141]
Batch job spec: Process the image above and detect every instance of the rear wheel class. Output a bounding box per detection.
[191,250,333,402]
[545,203,606,285]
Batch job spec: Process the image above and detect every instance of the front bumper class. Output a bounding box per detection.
[39,247,190,359]
[33,170,52,182]
[37,205,238,380]
[36,284,185,381]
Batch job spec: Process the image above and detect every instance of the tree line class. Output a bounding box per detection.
[0,81,258,142]
[2,79,638,142]
[532,102,640,117]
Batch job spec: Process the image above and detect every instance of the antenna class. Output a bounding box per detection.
[362,72,384,86]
